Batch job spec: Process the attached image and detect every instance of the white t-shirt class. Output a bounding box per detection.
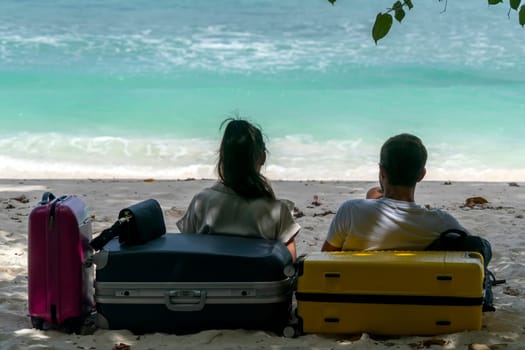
[326,197,466,251]
[176,182,300,244]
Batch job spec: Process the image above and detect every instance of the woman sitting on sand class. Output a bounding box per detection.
[176,118,300,261]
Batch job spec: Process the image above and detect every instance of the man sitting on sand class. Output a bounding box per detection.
[322,133,467,251]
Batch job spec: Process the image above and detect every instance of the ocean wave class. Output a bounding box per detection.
[1,133,523,181]
[1,3,524,74]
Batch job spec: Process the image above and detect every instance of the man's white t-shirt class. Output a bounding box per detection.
[176,182,300,244]
[326,197,465,251]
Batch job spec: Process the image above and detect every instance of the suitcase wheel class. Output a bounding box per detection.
[282,325,299,338]
[61,317,83,334]
[31,316,44,330]
[282,309,302,338]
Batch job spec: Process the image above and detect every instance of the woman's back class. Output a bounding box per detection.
[177,183,298,242]
[176,118,300,260]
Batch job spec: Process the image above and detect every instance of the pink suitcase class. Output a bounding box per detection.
[28,192,94,330]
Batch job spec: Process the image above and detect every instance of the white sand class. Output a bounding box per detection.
[0,179,523,349]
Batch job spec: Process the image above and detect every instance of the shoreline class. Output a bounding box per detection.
[2,172,525,183]
[1,177,524,184]
[0,179,523,349]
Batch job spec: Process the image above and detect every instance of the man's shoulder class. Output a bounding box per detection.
[338,198,378,211]
[421,205,458,219]
[414,204,464,231]
[340,198,371,205]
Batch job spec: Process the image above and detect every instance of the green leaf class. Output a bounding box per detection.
[372,13,393,44]
[520,5,525,26]
[510,0,521,10]
[327,0,336,5]
[395,8,406,22]
[393,1,403,11]
[392,2,404,22]
[404,0,414,10]
[488,0,503,5]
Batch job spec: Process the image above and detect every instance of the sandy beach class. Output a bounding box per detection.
[0,178,523,349]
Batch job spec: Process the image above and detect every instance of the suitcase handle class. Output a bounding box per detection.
[164,290,207,312]
[40,192,56,204]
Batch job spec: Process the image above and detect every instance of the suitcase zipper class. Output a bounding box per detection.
[295,292,484,306]
[47,195,68,230]
[48,201,57,229]
[46,195,68,325]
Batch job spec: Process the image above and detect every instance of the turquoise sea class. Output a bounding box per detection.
[1,0,524,181]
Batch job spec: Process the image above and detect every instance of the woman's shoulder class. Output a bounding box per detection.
[207,182,237,195]
[191,182,232,198]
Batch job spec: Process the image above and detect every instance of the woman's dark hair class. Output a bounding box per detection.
[217,118,275,200]
[380,133,427,187]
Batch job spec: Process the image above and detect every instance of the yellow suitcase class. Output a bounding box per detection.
[295,251,484,336]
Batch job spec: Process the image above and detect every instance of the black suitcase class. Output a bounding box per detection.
[93,233,295,334]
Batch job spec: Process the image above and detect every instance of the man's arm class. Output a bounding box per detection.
[321,240,341,252]
[366,186,383,199]
[321,200,353,252]
[286,238,297,262]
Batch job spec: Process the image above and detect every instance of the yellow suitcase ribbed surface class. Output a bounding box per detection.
[296,251,484,335]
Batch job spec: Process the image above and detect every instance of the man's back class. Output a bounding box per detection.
[325,197,465,251]
[322,134,468,252]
